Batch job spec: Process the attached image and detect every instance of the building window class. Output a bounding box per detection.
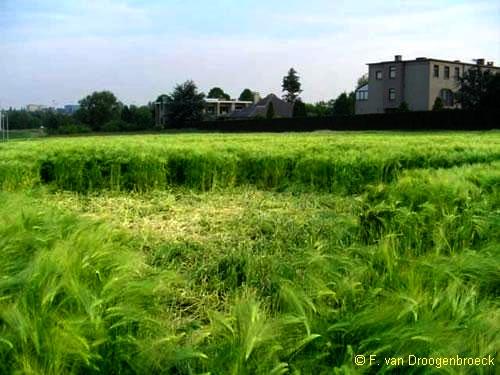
[440,89,454,106]
[389,88,396,101]
[454,67,460,80]
[356,84,369,101]
[433,65,439,78]
[444,66,450,79]
[356,91,368,101]
[389,66,396,79]
[376,71,382,80]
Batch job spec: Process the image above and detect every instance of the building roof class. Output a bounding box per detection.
[229,94,293,118]
[205,98,253,104]
[368,57,498,69]
[355,84,368,92]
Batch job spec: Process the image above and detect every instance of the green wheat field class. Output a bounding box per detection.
[0,132,499,374]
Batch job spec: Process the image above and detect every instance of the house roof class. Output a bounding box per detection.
[229,93,293,118]
[368,58,498,69]
[205,98,253,104]
[355,84,368,92]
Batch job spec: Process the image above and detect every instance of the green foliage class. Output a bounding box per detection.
[121,105,154,131]
[6,109,43,130]
[282,68,302,103]
[305,101,334,117]
[356,73,369,88]
[56,124,92,135]
[332,92,355,116]
[164,80,205,128]
[44,112,75,133]
[292,99,307,118]
[239,89,255,102]
[456,68,500,110]
[76,91,121,131]
[208,87,231,100]
[101,119,128,132]
[0,133,499,194]
[432,97,444,111]
[266,102,275,119]
[397,101,410,112]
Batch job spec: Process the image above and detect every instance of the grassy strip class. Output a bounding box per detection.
[1,132,499,192]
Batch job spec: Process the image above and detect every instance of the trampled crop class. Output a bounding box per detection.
[0,132,499,374]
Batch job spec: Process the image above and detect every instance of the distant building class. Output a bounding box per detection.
[26,104,47,112]
[204,98,253,117]
[229,94,293,119]
[154,92,293,125]
[355,55,500,114]
[63,104,80,115]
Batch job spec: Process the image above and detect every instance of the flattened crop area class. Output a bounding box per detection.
[0,132,499,374]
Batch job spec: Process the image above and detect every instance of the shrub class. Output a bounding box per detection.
[101,119,128,132]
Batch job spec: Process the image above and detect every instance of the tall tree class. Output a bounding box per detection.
[131,105,154,129]
[121,105,133,123]
[121,105,154,130]
[207,87,230,100]
[76,91,121,131]
[239,89,254,102]
[456,68,499,110]
[282,68,302,103]
[164,80,205,127]
[332,92,355,116]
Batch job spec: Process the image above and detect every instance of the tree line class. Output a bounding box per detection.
[5,66,498,133]
[6,95,156,134]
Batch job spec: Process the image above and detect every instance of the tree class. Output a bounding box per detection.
[239,89,254,102]
[266,102,275,119]
[207,87,230,100]
[357,73,369,88]
[44,111,73,133]
[481,74,500,110]
[432,97,444,111]
[131,105,154,130]
[292,99,307,118]
[305,100,335,117]
[6,109,42,130]
[456,68,499,110]
[332,92,355,116]
[76,91,121,131]
[397,101,410,112]
[282,68,302,103]
[120,105,154,130]
[121,105,133,123]
[306,99,335,117]
[164,80,205,127]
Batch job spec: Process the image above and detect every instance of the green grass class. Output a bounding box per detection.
[1,132,500,192]
[1,128,46,140]
[0,132,499,374]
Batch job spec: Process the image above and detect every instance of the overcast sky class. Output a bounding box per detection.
[1,0,499,108]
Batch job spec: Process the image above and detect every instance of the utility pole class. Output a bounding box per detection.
[0,110,9,142]
[1,110,4,142]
